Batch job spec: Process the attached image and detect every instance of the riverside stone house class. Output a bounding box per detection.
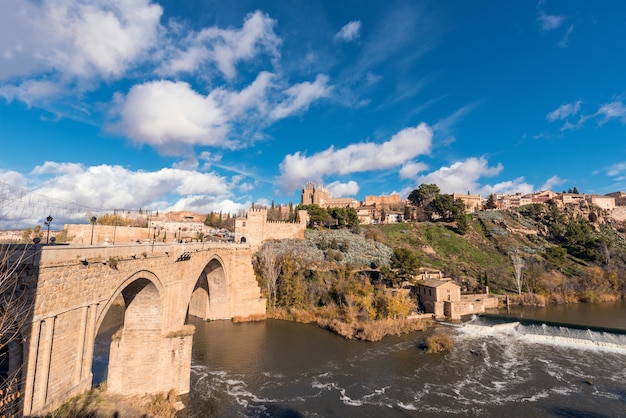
[416,276,499,320]
[417,279,461,319]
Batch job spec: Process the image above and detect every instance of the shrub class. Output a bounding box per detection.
[425,333,453,353]
[108,257,118,269]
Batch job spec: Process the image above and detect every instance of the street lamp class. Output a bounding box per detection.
[90,216,97,245]
[152,226,156,253]
[178,227,182,243]
[44,215,53,244]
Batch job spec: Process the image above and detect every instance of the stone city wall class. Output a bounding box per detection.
[234,208,308,250]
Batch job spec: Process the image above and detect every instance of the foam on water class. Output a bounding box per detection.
[460,320,626,352]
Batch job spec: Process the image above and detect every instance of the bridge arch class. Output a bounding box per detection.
[187,256,230,320]
[95,270,165,334]
[93,270,170,395]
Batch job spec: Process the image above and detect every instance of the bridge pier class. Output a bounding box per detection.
[107,330,193,396]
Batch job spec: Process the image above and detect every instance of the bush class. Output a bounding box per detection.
[425,333,453,353]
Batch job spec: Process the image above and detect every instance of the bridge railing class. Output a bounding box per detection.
[24,241,250,265]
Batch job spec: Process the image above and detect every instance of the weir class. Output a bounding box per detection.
[481,313,626,336]
[461,314,626,352]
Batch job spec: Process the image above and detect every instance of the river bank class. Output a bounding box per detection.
[50,386,181,418]
[266,306,432,341]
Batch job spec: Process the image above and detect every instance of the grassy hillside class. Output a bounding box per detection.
[253,204,626,339]
[372,205,626,301]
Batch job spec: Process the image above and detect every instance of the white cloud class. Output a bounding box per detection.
[478,178,534,197]
[223,71,274,117]
[164,196,247,215]
[335,21,361,43]
[0,170,28,189]
[399,162,428,179]
[0,163,240,228]
[540,175,565,191]
[238,182,255,193]
[270,75,332,120]
[109,72,333,155]
[561,114,591,131]
[416,157,503,195]
[537,12,565,31]
[278,123,432,192]
[109,80,232,154]
[31,163,231,209]
[326,181,360,197]
[0,0,162,81]
[0,80,63,106]
[596,100,626,124]
[606,162,626,177]
[432,103,479,144]
[547,101,581,121]
[158,10,281,79]
[557,25,574,48]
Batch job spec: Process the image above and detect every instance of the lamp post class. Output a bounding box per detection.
[178,227,182,243]
[44,215,53,244]
[112,209,117,245]
[152,226,156,253]
[90,216,97,245]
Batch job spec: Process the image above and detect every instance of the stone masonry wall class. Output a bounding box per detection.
[234,208,309,250]
[17,242,265,416]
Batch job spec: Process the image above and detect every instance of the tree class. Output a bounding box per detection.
[456,213,470,235]
[389,248,420,284]
[573,186,579,194]
[511,253,525,295]
[485,193,497,209]
[408,184,440,207]
[296,204,330,226]
[257,243,283,308]
[326,207,361,228]
[375,289,415,319]
[345,207,359,227]
[1,243,40,413]
[404,205,412,221]
[429,194,464,221]
[453,198,466,216]
[97,212,130,226]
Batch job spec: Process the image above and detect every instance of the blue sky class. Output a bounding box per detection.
[2,0,626,228]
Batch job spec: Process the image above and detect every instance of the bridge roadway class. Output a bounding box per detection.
[10,241,266,416]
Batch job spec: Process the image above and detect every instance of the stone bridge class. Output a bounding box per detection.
[5,242,265,416]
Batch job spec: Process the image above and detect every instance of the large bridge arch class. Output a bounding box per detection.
[97,270,176,395]
[187,256,230,320]
[94,270,165,335]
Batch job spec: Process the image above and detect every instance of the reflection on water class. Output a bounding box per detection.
[187,303,626,417]
[502,300,626,330]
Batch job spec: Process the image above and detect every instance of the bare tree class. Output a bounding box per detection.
[1,242,38,414]
[257,243,282,309]
[510,253,525,295]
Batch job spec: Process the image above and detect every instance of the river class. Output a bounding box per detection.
[185,302,626,417]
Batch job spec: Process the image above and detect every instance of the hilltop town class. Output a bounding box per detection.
[4,182,626,318]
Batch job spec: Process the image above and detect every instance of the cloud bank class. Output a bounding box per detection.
[278,123,433,192]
